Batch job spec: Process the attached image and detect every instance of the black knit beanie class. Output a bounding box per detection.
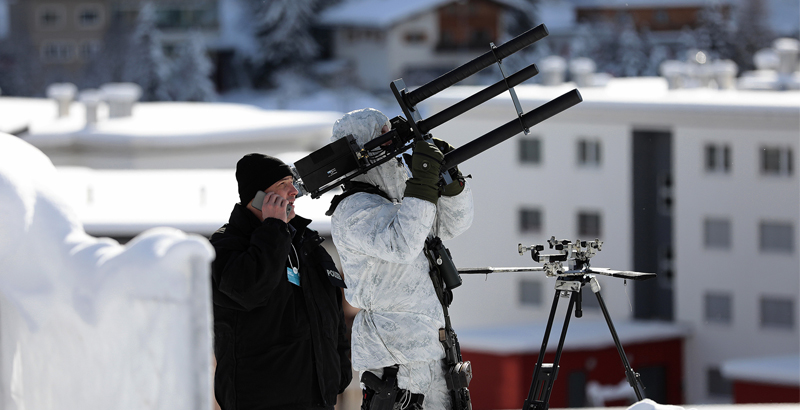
[236,153,293,205]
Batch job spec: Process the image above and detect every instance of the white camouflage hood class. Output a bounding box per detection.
[331,108,408,201]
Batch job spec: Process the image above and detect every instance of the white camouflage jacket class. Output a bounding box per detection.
[330,164,473,373]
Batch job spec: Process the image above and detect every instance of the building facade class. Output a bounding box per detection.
[422,77,799,404]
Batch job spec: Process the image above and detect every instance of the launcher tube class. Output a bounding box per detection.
[417,63,540,135]
[403,24,549,107]
[442,89,582,170]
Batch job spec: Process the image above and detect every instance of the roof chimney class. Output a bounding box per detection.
[79,89,103,127]
[540,55,566,86]
[46,83,78,118]
[774,38,799,75]
[569,57,596,88]
[100,83,142,118]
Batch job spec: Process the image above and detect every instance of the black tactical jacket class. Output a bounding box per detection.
[210,204,351,410]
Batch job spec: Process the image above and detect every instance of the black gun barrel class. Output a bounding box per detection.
[417,63,540,135]
[363,129,397,151]
[442,89,582,170]
[403,24,549,108]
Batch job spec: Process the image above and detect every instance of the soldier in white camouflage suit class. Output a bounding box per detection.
[327,108,474,410]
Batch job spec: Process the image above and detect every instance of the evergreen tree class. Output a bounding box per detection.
[586,21,620,76]
[695,4,735,60]
[506,0,539,38]
[641,27,672,76]
[80,12,134,90]
[0,6,43,96]
[123,2,172,101]
[731,0,773,71]
[167,33,216,102]
[615,16,648,77]
[248,0,319,87]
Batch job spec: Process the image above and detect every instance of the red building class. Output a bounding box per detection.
[458,320,688,410]
[722,355,800,404]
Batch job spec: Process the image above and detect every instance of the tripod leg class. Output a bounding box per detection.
[542,291,578,408]
[524,289,561,410]
[523,289,578,410]
[591,278,646,401]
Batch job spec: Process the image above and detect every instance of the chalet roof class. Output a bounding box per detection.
[571,0,735,9]
[318,0,526,29]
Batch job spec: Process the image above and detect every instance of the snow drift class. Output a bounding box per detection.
[0,133,215,409]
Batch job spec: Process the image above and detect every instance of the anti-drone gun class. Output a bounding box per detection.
[291,24,583,199]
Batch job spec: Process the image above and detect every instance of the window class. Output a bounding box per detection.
[578,211,602,237]
[155,3,219,30]
[760,146,793,176]
[704,218,731,249]
[37,4,66,29]
[79,40,101,60]
[707,367,731,396]
[654,9,670,24]
[76,4,104,29]
[705,144,731,173]
[704,292,732,324]
[577,139,601,166]
[41,40,75,62]
[519,208,543,234]
[760,297,794,329]
[405,32,427,44]
[759,221,794,253]
[519,137,542,164]
[519,279,542,306]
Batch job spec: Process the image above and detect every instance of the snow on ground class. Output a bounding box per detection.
[0,133,215,409]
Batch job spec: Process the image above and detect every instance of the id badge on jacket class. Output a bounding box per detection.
[287,267,300,286]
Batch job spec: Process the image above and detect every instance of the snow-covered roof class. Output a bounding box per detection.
[13,99,342,150]
[458,319,690,354]
[425,77,800,119]
[55,165,335,238]
[571,0,734,9]
[721,354,800,386]
[318,0,525,29]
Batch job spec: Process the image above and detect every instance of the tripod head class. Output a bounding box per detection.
[519,236,603,277]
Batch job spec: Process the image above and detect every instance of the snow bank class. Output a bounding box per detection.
[0,133,216,409]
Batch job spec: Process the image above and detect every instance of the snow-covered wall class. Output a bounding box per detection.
[0,133,216,410]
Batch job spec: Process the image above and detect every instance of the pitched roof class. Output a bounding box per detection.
[571,0,734,9]
[318,0,526,29]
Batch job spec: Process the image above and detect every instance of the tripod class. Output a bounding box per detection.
[459,237,655,410]
[522,273,646,410]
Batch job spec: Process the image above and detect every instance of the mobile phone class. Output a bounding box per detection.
[253,190,266,211]
[253,190,293,217]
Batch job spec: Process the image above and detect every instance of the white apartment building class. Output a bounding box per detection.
[422,76,799,403]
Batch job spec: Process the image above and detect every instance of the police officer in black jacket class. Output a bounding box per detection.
[211,153,352,410]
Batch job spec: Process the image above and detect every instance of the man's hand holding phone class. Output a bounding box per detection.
[251,190,293,223]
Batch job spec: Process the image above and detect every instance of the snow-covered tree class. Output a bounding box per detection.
[695,3,735,60]
[167,33,217,102]
[505,0,539,38]
[0,12,44,96]
[80,12,134,90]
[248,0,320,87]
[585,21,621,76]
[731,0,773,71]
[616,17,648,77]
[123,2,172,101]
